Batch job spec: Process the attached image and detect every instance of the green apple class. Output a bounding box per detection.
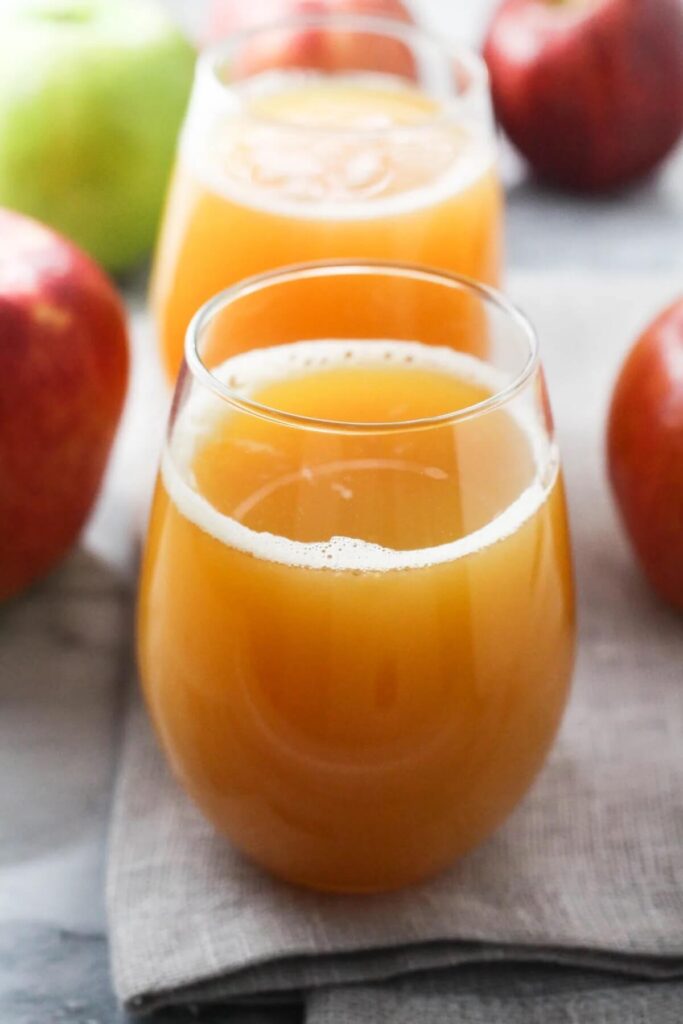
[0,0,195,273]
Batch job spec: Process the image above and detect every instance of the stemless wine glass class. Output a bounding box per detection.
[151,13,502,379]
[138,261,575,893]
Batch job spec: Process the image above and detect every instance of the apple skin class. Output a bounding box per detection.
[0,208,128,602]
[607,299,683,610]
[0,0,195,273]
[206,0,415,78]
[483,0,683,192]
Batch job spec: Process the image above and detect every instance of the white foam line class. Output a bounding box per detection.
[162,340,556,574]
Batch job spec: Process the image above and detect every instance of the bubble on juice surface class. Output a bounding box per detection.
[163,339,557,574]
[183,71,495,220]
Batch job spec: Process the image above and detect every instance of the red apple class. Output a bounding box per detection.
[206,0,415,79]
[607,299,683,610]
[0,209,128,602]
[483,0,683,192]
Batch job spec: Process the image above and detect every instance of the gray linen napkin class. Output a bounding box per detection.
[307,968,683,1024]
[107,275,683,1019]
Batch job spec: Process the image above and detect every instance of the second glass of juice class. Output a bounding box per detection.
[152,14,502,378]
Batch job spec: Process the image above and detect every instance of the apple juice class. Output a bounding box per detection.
[138,338,574,891]
[152,72,502,378]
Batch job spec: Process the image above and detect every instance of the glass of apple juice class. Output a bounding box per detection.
[151,13,503,379]
[137,261,576,893]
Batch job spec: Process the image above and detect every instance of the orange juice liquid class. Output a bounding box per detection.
[138,340,575,891]
[152,73,503,378]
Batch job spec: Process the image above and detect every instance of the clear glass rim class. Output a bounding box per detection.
[197,12,489,139]
[185,260,540,436]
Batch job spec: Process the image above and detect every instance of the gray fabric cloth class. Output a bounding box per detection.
[106,275,683,1018]
[307,969,683,1024]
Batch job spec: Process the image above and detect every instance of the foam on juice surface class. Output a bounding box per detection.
[162,340,557,573]
[183,71,495,220]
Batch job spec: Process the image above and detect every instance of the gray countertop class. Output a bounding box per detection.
[1,2,682,1021]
